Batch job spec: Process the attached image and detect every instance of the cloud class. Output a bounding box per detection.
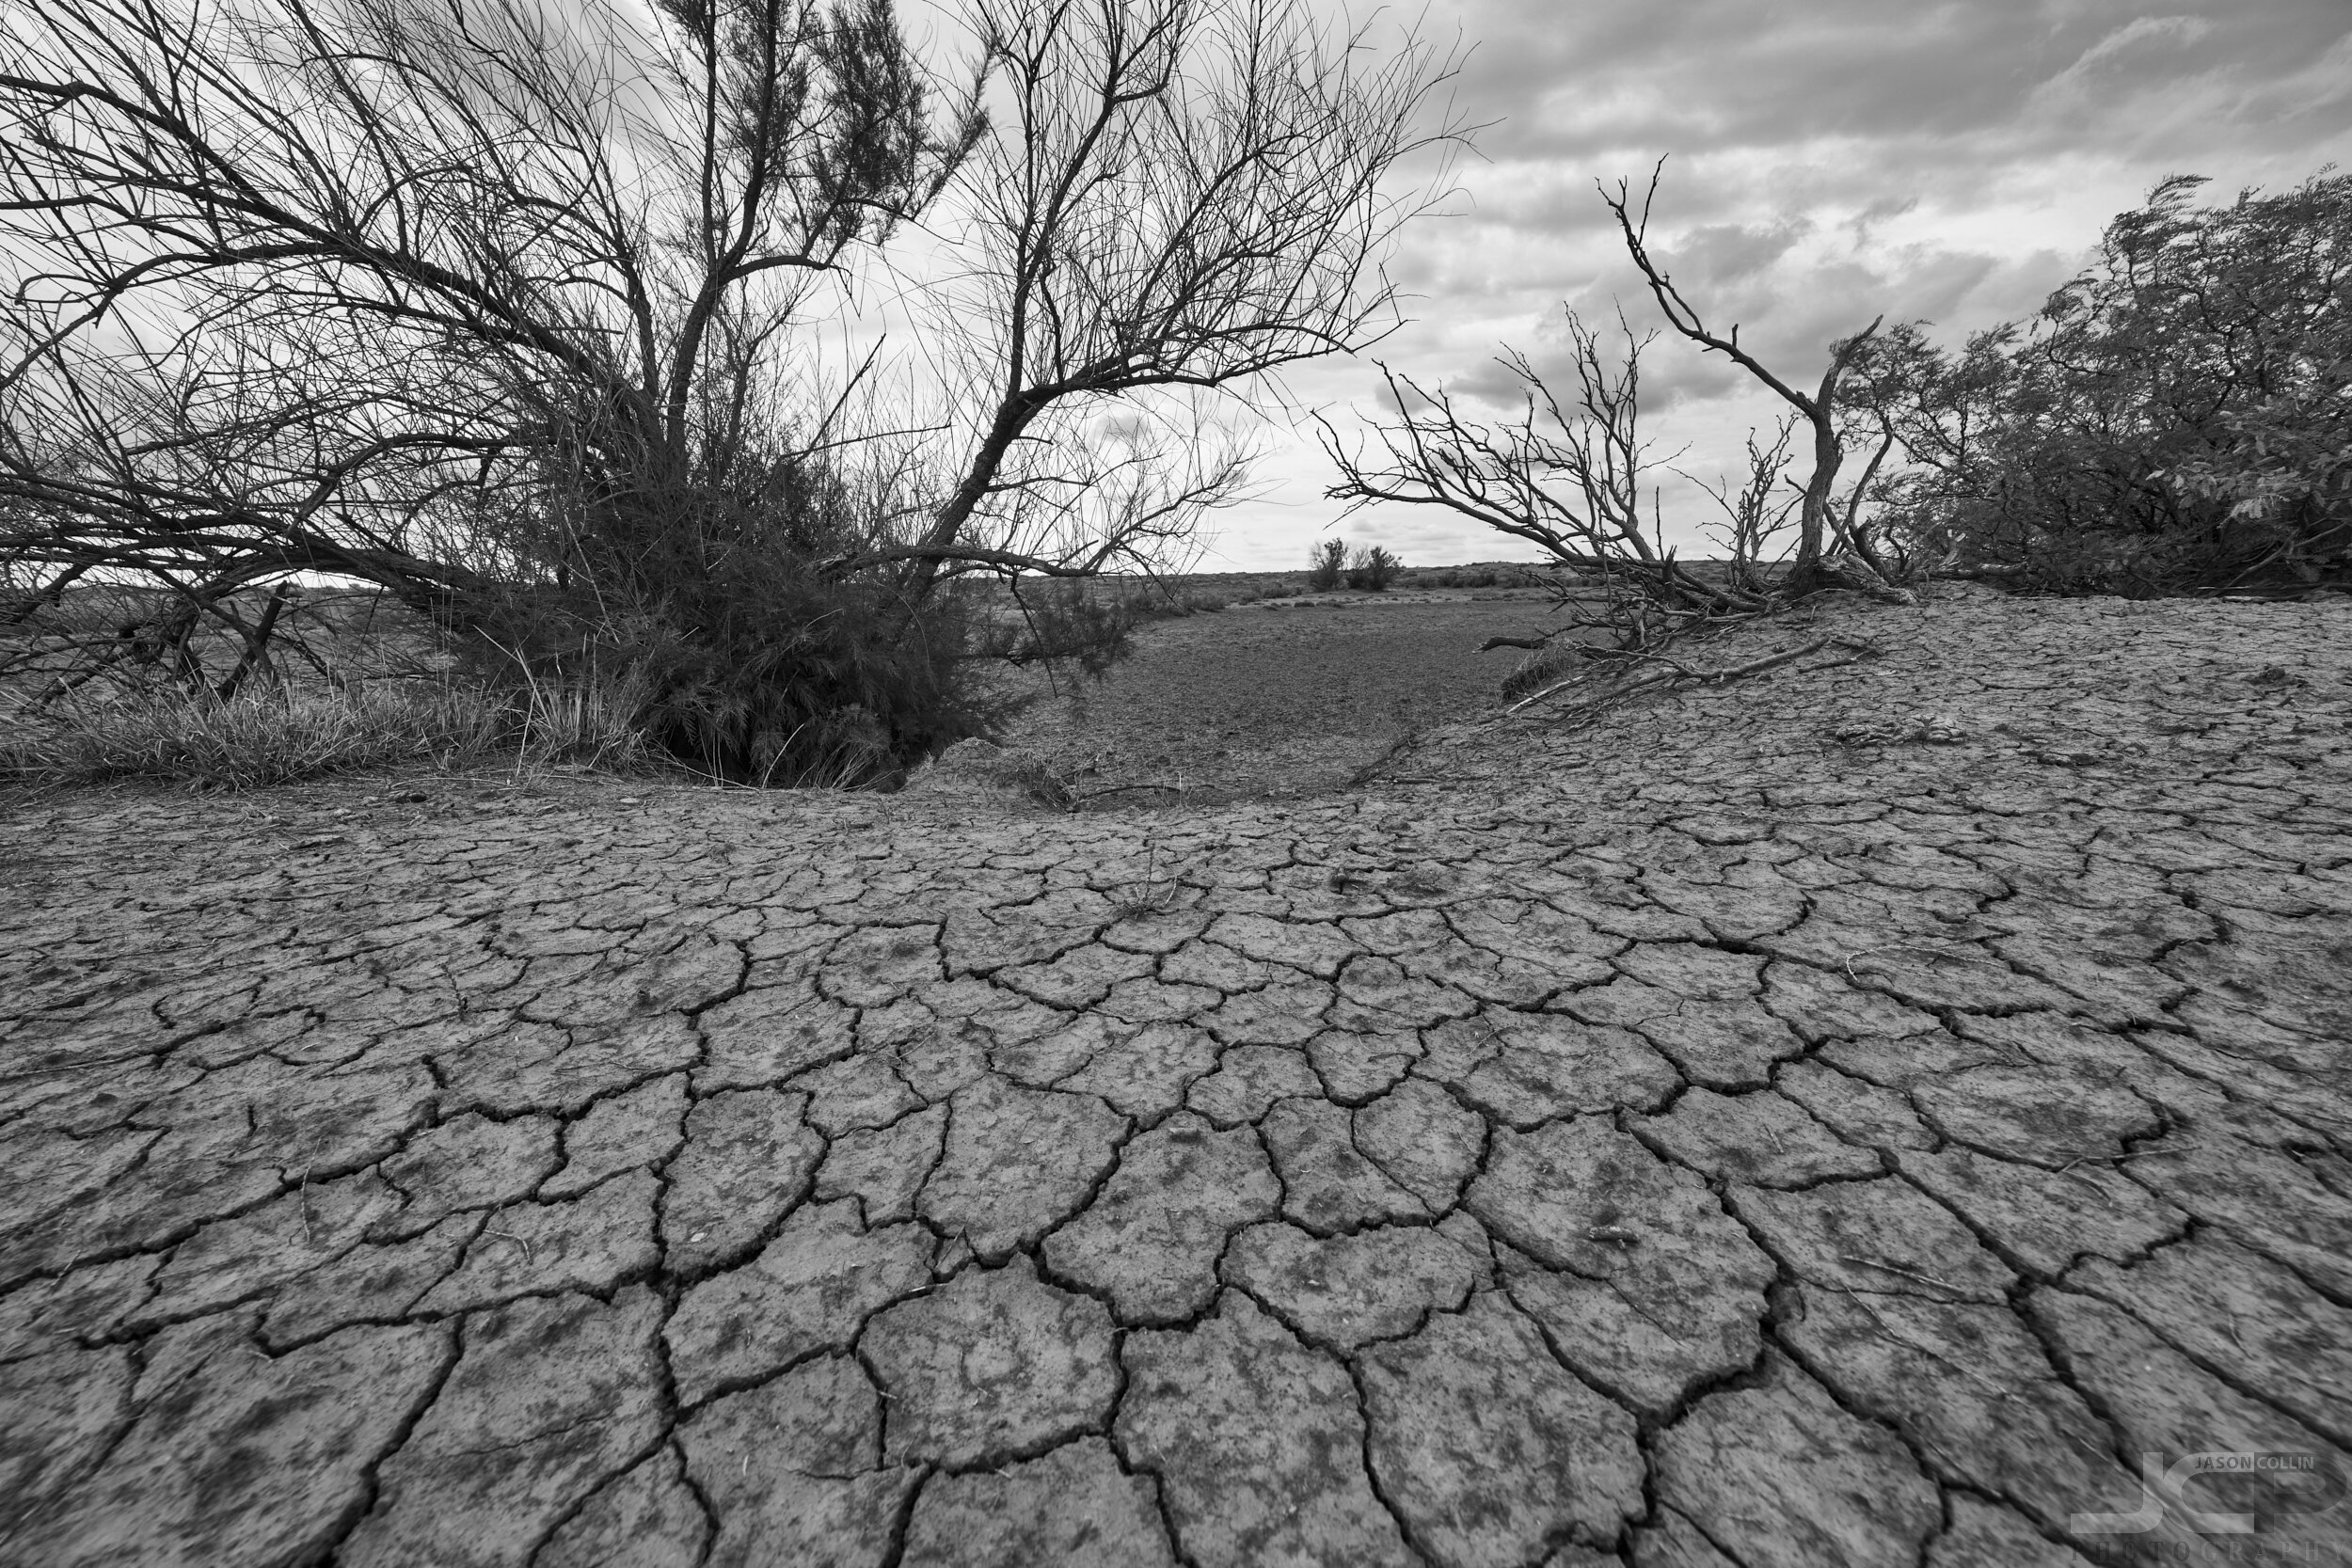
[1442,352,1549,410]
[1656,218,1816,291]
[1845,195,1919,246]
[2042,14,2216,93]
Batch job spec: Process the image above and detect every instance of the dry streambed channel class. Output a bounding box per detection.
[4,582,2351,1567]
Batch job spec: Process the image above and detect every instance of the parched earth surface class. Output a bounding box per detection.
[5,582,2351,1567]
[989,591,1564,804]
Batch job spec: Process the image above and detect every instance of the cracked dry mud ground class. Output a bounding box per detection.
[5,583,2351,1568]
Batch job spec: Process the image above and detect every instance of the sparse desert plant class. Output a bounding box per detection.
[494,655,659,775]
[1120,585,1231,621]
[1306,538,1349,592]
[1,681,513,788]
[1345,545,1402,591]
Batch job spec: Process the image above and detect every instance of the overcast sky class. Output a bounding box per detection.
[1168,0,2352,573]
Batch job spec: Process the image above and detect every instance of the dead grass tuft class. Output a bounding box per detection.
[2,666,658,789]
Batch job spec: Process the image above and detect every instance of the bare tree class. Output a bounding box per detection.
[1,0,974,636]
[1677,416,1802,597]
[1323,158,1912,687]
[830,0,1466,589]
[1600,161,1889,592]
[2,0,1464,771]
[1322,309,1778,652]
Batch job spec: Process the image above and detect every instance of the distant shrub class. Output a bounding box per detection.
[1412,566,1500,589]
[1112,585,1227,623]
[1345,545,1402,591]
[1306,538,1348,591]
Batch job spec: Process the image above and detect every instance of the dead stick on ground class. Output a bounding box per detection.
[1501,636,1834,719]
[2057,1142,2199,1174]
[1839,1255,1967,1299]
[1842,940,2008,981]
[1345,729,1426,787]
[484,1228,535,1266]
[1074,780,1187,800]
[1838,1287,2013,1401]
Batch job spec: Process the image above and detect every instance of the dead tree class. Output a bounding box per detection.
[840,0,1466,592]
[1663,415,1813,600]
[1322,160,1910,676]
[1600,161,1889,593]
[1322,309,1780,655]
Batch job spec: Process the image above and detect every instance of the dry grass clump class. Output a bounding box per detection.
[2,670,655,789]
[4,682,502,787]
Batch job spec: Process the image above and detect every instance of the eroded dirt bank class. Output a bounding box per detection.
[3,582,2349,1566]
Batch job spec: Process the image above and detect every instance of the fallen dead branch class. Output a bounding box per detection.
[1343,729,1430,788]
[1498,634,1847,721]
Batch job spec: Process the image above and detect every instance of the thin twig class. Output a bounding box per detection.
[2056,1142,2200,1174]
[1838,1255,1967,1299]
[1501,635,1832,718]
[1841,940,2007,981]
[1075,780,1189,800]
[483,1228,536,1266]
[1837,1286,2013,1401]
